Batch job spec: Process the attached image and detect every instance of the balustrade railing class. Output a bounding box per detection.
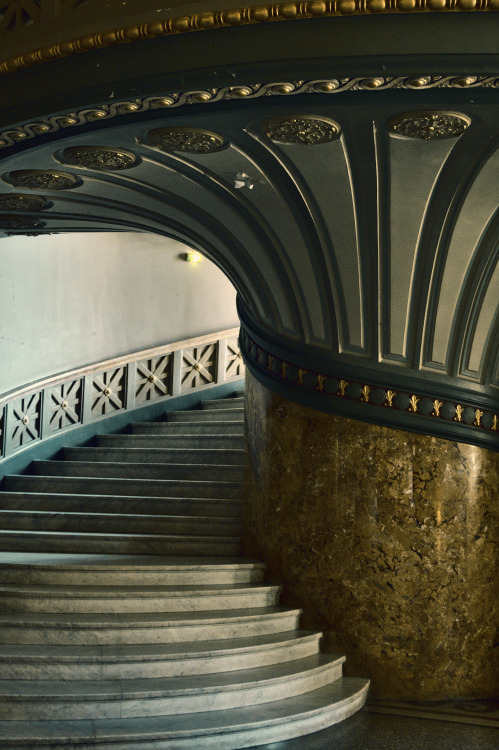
[0,328,244,462]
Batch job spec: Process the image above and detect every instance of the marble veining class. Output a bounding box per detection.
[243,372,499,700]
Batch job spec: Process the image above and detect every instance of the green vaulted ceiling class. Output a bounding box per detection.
[0,4,497,448]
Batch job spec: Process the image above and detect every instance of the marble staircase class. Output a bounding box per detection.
[0,395,369,748]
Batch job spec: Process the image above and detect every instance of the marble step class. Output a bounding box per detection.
[0,510,241,537]
[166,409,244,422]
[200,397,245,410]
[29,459,245,483]
[65,446,247,465]
[131,421,245,436]
[0,606,302,645]
[0,582,280,614]
[0,554,264,586]
[0,530,241,556]
[0,492,242,518]
[0,654,344,720]
[4,475,242,499]
[0,631,320,680]
[97,434,246,449]
[0,678,369,749]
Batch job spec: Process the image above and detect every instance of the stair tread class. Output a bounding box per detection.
[0,630,319,662]
[33,460,246,469]
[0,654,342,697]
[0,553,260,569]
[0,678,369,740]
[0,510,240,522]
[0,582,278,597]
[0,606,300,626]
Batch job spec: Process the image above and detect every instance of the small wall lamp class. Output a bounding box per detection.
[181,251,203,263]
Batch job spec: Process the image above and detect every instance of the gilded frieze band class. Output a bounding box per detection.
[239,326,499,449]
[1,76,498,152]
[0,1,496,76]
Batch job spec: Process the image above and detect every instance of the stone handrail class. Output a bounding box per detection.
[0,328,244,462]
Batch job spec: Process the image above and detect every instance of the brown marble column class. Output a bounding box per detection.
[243,371,499,700]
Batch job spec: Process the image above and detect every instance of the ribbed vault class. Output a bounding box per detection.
[0,9,497,448]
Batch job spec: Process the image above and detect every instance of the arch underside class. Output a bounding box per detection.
[0,12,497,449]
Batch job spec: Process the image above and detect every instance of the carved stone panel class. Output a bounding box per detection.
[91,367,126,418]
[49,379,83,433]
[181,344,217,390]
[225,337,245,380]
[135,355,171,404]
[9,393,41,451]
[0,405,4,458]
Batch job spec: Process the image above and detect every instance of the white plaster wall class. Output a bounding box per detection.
[0,232,238,394]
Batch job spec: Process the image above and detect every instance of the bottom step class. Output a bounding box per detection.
[0,677,369,749]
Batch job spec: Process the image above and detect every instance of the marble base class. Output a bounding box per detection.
[243,372,499,700]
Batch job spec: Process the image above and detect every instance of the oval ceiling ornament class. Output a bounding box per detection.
[59,146,140,170]
[262,115,341,145]
[0,194,50,211]
[3,170,81,190]
[0,215,45,230]
[389,111,471,140]
[143,127,226,154]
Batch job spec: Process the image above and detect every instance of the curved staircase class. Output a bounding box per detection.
[0,395,369,748]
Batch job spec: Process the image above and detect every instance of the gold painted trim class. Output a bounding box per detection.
[0,2,497,76]
[241,329,499,435]
[1,76,498,152]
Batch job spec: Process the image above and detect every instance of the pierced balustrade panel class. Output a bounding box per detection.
[0,405,4,457]
[0,1,42,35]
[225,337,245,380]
[135,355,171,404]
[91,366,126,418]
[49,378,83,433]
[181,344,217,391]
[9,392,41,451]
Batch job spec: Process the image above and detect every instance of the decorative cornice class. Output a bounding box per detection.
[0,76,498,152]
[239,324,499,451]
[0,2,496,77]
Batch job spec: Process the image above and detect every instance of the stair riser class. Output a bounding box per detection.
[166,410,244,422]
[1,638,319,681]
[0,515,241,537]
[0,533,240,556]
[30,462,245,482]
[4,477,241,499]
[200,399,244,410]
[0,568,262,586]
[0,613,301,645]
[65,448,247,465]
[0,495,242,519]
[0,590,280,614]
[0,683,369,750]
[0,663,342,720]
[98,436,246,449]
[131,424,244,436]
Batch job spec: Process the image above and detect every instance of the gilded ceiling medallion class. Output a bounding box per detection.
[389,112,471,140]
[0,194,49,211]
[4,170,80,190]
[60,146,140,170]
[0,215,45,230]
[144,127,226,154]
[262,116,341,145]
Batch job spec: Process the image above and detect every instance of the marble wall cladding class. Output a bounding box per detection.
[243,372,499,700]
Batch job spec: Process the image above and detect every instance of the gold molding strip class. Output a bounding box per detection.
[0,1,497,76]
[241,329,499,436]
[1,76,498,151]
